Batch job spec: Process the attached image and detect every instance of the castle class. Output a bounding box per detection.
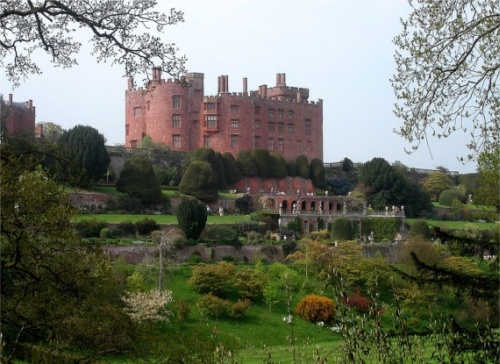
[125,69,323,161]
[1,94,36,137]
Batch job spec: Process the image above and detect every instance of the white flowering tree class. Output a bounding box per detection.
[122,289,173,323]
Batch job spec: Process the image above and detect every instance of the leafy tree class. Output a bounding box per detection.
[359,157,432,217]
[236,150,258,176]
[176,198,207,240]
[474,148,500,212]
[39,121,64,141]
[188,262,235,296]
[1,0,186,87]
[342,157,354,172]
[295,154,310,179]
[1,145,132,360]
[422,171,454,201]
[116,153,163,204]
[309,158,326,188]
[270,152,288,178]
[58,125,110,183]
[222,152,243,184]
[439,188,465,206]
[391,0,499,160]
[140,134,169,150]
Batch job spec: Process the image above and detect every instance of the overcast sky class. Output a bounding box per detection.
[1,0,478,173]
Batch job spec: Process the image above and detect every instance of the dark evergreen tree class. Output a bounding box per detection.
[295,155,310,179]
[359,157,432,218]
[222,152,243,184]
[310,158,326,188]
[270,152,288,178]
[286,160,297,177]
[58,125,110,183]
[236,150,258,176]
[176,198,208,240]
[116,153,163,204]
[214,152,227,189]
[251,148,274,178]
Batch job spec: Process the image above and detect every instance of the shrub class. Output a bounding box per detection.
[179,160,219,202]
[409,219,431,239]
[229,299,252,319]
[346,288,371,313]
[119,195,143,213]
[186,252,203,264]
[310,158,326,188]
[75,219,108,238]
[118,220,136,236]
[234,269,264,301]
[197,294,230,319]
[439,188,465,206]
[235,193,255,215]
[188,262,236,296]
[201,225,239,246]
[175,299,191,322]
[100,227,113,239]
[295,294,336,324]
[135,217,159,236]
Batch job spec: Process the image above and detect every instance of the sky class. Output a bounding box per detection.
[0,0,478,173]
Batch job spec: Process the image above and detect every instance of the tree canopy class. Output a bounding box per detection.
[391,0,499,160]
[1,0,186,87]
[58,124,110,183]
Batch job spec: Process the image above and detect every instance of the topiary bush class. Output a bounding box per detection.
[295,294,336,324]
[200,225,240,246]
[135,217,159,236]
[117,220,136,237]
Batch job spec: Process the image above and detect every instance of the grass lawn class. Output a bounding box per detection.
[406,218,499,230]
[73,213,251,224]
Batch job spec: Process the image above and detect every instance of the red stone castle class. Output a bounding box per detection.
[1,94,36,137]
[125,69,323,161]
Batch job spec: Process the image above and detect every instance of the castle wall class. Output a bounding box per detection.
[2,94,36,137]
[125,71,324,162]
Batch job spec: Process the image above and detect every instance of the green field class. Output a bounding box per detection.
[74,213,252,224]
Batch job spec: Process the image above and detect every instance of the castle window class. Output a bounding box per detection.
[268,122,275,131]
[268,109,275,118]
[205,115,218,128]
[278,109,284,119]
[172,95,181,109]
[130,140,138,148]
[172,114,181,127]
[203,136,211,147]
[146,101,151,111]
[126,124,130,136]
[133,107,141,117]
[255,106,261,114]
[305,119,311,134]
[231,119,239,128]
[254,120,260,129]
[277,139,284,151]
[288,110,294,119]
[231,135,238,148]
[268,138,274,151]
[231,105,239,114]
[288,123,294,133]
[205,102,216,111]
[277,123,284,132]
[173,135,181,148]
[253,136,260,148]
